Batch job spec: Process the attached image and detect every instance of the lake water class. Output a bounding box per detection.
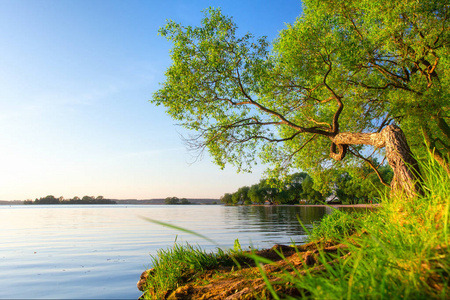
[0,205,335,299]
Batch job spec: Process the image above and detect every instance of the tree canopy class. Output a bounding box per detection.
[220,173,320,205]
[164,197,191,205]
[153,0,449,195]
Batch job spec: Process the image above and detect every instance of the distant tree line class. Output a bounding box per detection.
[221,164,393,205]
[221,173,320,205]
[164,197,191,205]
[23,195,116,205]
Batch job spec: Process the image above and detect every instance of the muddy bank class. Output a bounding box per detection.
[137,239,350,299]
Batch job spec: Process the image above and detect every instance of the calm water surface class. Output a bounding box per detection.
[0,205,334,299]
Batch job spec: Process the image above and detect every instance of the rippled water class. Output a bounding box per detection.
[0,205,334,299]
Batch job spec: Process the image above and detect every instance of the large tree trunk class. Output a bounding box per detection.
[330,125,422,198]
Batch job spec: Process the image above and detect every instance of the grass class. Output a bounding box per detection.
[141,241,240,299]
[274,153,450,299]
[141,153,449,299]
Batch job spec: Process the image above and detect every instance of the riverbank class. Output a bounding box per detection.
[138,157,449,299]
[138,238,351,299]
[250,203,380,208]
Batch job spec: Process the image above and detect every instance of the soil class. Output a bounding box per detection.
[137,239,351,299]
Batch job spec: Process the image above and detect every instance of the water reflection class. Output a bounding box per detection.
[0,205,340,299]
[222,206,330,241]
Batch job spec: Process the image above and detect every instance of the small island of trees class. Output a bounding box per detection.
[24,195,116,205]
[164,197,191,205]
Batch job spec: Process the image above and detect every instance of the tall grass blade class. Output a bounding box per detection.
[139,216,218,246]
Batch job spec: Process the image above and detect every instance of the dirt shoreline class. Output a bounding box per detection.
[250,204,380,208]
[138,204,379,299]
[138,239,350,299]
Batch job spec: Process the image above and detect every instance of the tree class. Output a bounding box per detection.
[153,2,449,197]
[247,180,273,204]
[180,198,191,204]
[283,172,308,204]
[231,186,250,204]
[260,178,289,204]
[220,193,233,205]
[165,197,180,204]
[332,163,393,204]
[38,195,60,204]
[226,172,313,205]
[301,176,326,204]
[82,196,94,202]
[248,183,266,204]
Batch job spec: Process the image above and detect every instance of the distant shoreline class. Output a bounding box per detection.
[0,200,378,207]
[0,198,221,205]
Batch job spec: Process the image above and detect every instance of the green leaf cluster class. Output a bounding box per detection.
[220,172,326,205]
[152,2,450,184]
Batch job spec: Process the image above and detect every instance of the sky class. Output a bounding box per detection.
[0,0,302,201]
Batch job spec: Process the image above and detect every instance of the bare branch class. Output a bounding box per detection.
[377,114,394,133]
[348,146,390,187]
[319,51,344,135]
[347,79,421,95]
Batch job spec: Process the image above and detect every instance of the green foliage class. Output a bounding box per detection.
[153,2,449,187]
[248,184,266,204]
[220,193,233,205]
[231,186,250,204]
[221,172,323,205]
[233,238,242,253]
[309,210,367,241]
[24,195,115,205]
[180,198,191,204]
[332,163,393,204]
[141,154,449,299]
[278,0,450,164]
[35,195,60,204]
[222,163,394,204]
[278,153,450,299]
[143,242,235,299]
[300,175,326,204]
[154,8,272,173]
[165,196,191,204]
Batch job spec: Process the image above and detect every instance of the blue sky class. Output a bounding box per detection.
[0,0,302,200]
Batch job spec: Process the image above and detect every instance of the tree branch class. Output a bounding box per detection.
[348,147,390,187]
[281,134,318,169]
[233,67,332,136]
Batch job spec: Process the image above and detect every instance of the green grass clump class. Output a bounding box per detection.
[309,209,369,242]
[279,154,450,299]
[142,242,236,299]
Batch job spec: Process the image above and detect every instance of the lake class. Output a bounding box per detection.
[0,204,335,299]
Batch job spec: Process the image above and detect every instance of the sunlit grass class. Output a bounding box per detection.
[141,241,238,300]
[274,152,450,299]
[141,152,449,299]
